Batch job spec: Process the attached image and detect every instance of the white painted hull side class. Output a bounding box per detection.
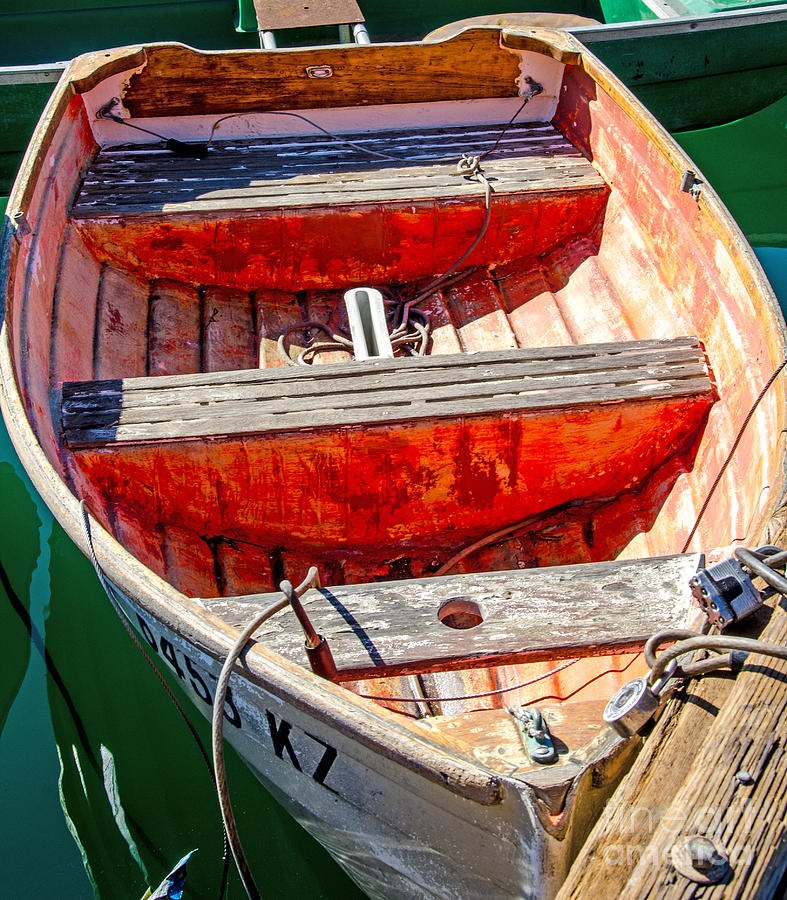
[117,589,553,900]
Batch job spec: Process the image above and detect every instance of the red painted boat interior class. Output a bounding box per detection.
[5,39,785,718]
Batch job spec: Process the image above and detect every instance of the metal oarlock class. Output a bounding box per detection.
[280,572,338,680]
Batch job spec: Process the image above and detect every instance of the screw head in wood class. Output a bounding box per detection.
[671,835,730,884]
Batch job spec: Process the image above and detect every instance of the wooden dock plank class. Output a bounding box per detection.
[556,596,787,900]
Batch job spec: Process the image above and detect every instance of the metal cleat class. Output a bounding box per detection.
[510,706,558,764]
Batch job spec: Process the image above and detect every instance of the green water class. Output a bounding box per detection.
[0,423,366,898]
[1,77,786,900]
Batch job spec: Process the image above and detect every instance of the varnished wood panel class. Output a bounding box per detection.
[204,554,700,678]
[64,392,714,569]
[73,186,609,293]
[252,0,363,30]
[121,31,523,118]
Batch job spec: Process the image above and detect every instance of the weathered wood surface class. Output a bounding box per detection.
[60,338,713,447]
[252,0,363,30]
[94,266,150,380]
[118,31,526,118]
[147,280,201,376]
[203,287,257,373]
[204,554,701,679]
[71,121,604,218]
[556,547,787,898]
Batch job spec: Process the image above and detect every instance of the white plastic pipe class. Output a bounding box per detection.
[344,287,393,360]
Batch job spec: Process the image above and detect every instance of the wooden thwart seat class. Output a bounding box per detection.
[204,554,702,680]
[70,120,606,218]
[61,337,714,448]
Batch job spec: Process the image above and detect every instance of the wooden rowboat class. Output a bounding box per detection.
[1,28,785,898]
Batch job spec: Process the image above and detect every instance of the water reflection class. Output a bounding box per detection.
[0,419,363,897]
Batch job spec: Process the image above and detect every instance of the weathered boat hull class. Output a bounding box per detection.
[2,28,786,899]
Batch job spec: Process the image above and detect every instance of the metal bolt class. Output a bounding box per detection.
[672,835,730,884]
[689,837,719,870]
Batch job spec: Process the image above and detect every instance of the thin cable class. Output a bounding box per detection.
[357,657,580,703]
[212,601,283,900]
[205,83,541,158]
[648,634,787,685]
[434,501,575,577]
[477,78,543,160]
[401,169,492,314]
[525,652,642,707]
[681,359,787,553]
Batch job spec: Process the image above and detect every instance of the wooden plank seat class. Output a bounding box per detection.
[60,337,714,448]
[204,553,702,680]
[70,120,607,218]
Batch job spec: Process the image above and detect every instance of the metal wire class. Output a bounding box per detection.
[205,84,541,158]
[357,657,580,703]
[681,359,787,552]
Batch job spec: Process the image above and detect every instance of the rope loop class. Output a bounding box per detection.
[456,154,481,176]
